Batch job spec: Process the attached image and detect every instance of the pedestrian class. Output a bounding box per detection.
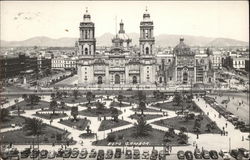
[242,136,244,141]
[225,123,227,128]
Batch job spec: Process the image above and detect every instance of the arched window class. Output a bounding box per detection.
[132,76,137,84]
[159,77,162,83]
[98,76,102,84]
[85,48,88,55]
[146,47,149,54]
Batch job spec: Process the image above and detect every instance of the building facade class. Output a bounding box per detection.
[77,9,215,86]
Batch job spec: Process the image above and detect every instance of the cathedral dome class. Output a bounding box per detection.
[174,37,194,56]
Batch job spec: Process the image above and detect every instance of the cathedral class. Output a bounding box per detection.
[77,8,215,86]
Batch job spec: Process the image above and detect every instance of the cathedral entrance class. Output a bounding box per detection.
[183,72,188,84]
[97,76,103,84]
[115,74,120,84]
[132,76,137,84]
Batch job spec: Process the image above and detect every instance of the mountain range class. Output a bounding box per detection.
[1,33,248,47]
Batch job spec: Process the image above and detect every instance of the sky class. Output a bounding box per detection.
[0,1,249,42]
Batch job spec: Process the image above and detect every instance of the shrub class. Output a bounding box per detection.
[107,134,116,142]
[118,134,123,140]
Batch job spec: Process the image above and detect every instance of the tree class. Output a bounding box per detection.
[73,90,79,99]
[180,127,187,133]
[137,91,146,102]
[22,94,27,100]
[51,93,55,100]
[63,91,67,98]
[117,95,124,109]
[96,102,105,111]
[56,91,62,99]
[111,107,119,122]
[178,132,188,144]
[15,99,20,116]
[206,123,212,132]
[138,101,146,115]
[0,108,9,121]
[134,116,152,136]
[168,127,175,137]
[86,91,94,105]
[71,107,78,121]
[50,100,58,115]
[24,118,45,136]
[163,131,172,142]
[25,95,40,105]
[173,93,182,106]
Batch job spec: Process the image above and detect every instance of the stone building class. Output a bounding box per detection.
[77,8,215,86]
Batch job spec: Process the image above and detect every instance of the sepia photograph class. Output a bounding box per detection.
[0,1,249,160]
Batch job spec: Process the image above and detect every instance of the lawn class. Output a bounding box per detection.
[0,124,75,145]
[34,113,68,120]
[98,120,131,131]
[129,114,163,121]
[151,101,202,113]
[153,115,222,134]
[59,118,90,131]
[109,101,130,108]
[122,96,165,104]
[79,108,122,117]
[9,100,50,110]
[0,116,26,129]
[93,127,188,146]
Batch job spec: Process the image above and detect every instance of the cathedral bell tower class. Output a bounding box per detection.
[139,8,155,56]
[78,8,96,56]
[139,8,156,84]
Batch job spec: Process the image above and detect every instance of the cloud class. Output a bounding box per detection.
[13,12,41,21]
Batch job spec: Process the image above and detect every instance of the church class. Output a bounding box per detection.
[77,8,215,86]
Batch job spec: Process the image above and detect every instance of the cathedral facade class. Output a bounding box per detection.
[77,9,215,86]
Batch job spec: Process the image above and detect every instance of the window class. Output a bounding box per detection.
[85,48,88,55]
[168,59,171,63]
[159,77,162,83]
[146,47,149,54]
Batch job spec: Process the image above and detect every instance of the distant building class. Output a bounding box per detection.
[0,54,39,79]
[51,56,77,70]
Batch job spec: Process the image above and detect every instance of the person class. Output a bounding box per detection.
[225,123,227,128]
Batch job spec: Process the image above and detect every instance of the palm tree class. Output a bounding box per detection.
[0,108,9,121]
[24,118,45,136]
[134,116,152,136]
[138,101,146,115]
[50,100,58,115]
